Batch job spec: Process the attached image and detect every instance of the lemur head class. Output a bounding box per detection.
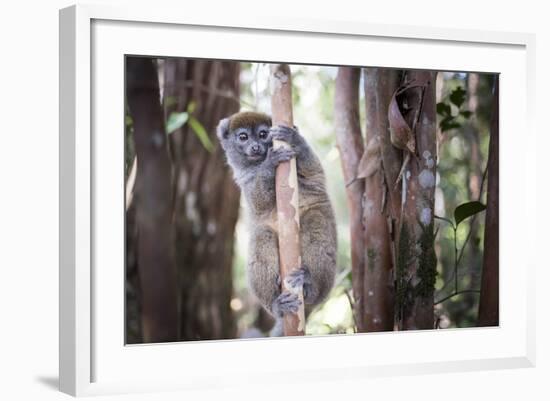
[217,111,273,168]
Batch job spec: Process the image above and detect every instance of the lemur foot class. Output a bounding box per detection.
[286,266,313,302]
[276,266,313,303]
[272,291,302,317]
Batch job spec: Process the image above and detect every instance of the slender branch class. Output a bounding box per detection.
[125,157,137,211]
[456,163,489,267]
[162,81,254,108]
[434,215,455,228]
[434,289,480,306]
[454,227,458,293]
[435,160,489,296]
[270,64,304,336]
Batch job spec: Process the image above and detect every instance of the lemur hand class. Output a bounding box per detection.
[265,146,296,167]
[269,125,302,145]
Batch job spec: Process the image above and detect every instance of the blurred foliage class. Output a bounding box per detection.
[165,101,214,152]
[434,72,495,328]
[166,111,189,134]
[187,115,213,152]
[437,85,473,132]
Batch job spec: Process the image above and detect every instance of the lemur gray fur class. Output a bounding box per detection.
[217,111,337,335]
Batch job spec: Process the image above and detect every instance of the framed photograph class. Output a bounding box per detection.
[59,4,535,396]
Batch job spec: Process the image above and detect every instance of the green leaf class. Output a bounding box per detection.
[454,201,487,226]
[187,101,196,114]
[437,102,451,116]
[164,96,177,109]
[166,111,189,134]
[449,86,466,108]
[346,269,353,282]
[460,110,473,118]
[188,116,214,152]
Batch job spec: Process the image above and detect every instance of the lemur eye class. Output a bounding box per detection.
[258,130,268,139]
[238,132,248,141]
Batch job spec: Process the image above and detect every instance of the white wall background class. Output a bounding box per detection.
[0,1,546,400]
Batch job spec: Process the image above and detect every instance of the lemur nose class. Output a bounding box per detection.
[251,144,260,153]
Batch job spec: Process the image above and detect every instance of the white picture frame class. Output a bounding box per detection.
[59,3,536,397]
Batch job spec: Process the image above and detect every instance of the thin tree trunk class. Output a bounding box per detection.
[466,74,483,280]
[165,59,241,340]
[466,73,482,201]
[478,76,499,327]
[334,67,366,332]
[361,68,399,331]
[371,69,404,332]
[126,57,179,342]
[394,70,437,330]
[270,64,305,336]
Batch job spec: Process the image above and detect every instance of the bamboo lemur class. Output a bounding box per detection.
[217,111,337,335]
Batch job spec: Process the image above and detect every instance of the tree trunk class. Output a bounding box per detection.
[362,68,401,331]
[270,64,305,336]
[126,57,179,343]
[125,200,142,343]
[466,73,483,201]
[334,67,366,332]
[393,70,438,330]
[165,59,241,340]
[478,76,499,327]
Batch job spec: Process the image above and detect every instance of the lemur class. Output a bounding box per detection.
[217,112,337,335]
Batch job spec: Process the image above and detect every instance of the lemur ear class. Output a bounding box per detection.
[216,117,231,140]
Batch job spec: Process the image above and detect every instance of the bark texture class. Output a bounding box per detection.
[381,71,437,330]
[362,68,400,331]
[478,76,499,327]
[393,71,438,330]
